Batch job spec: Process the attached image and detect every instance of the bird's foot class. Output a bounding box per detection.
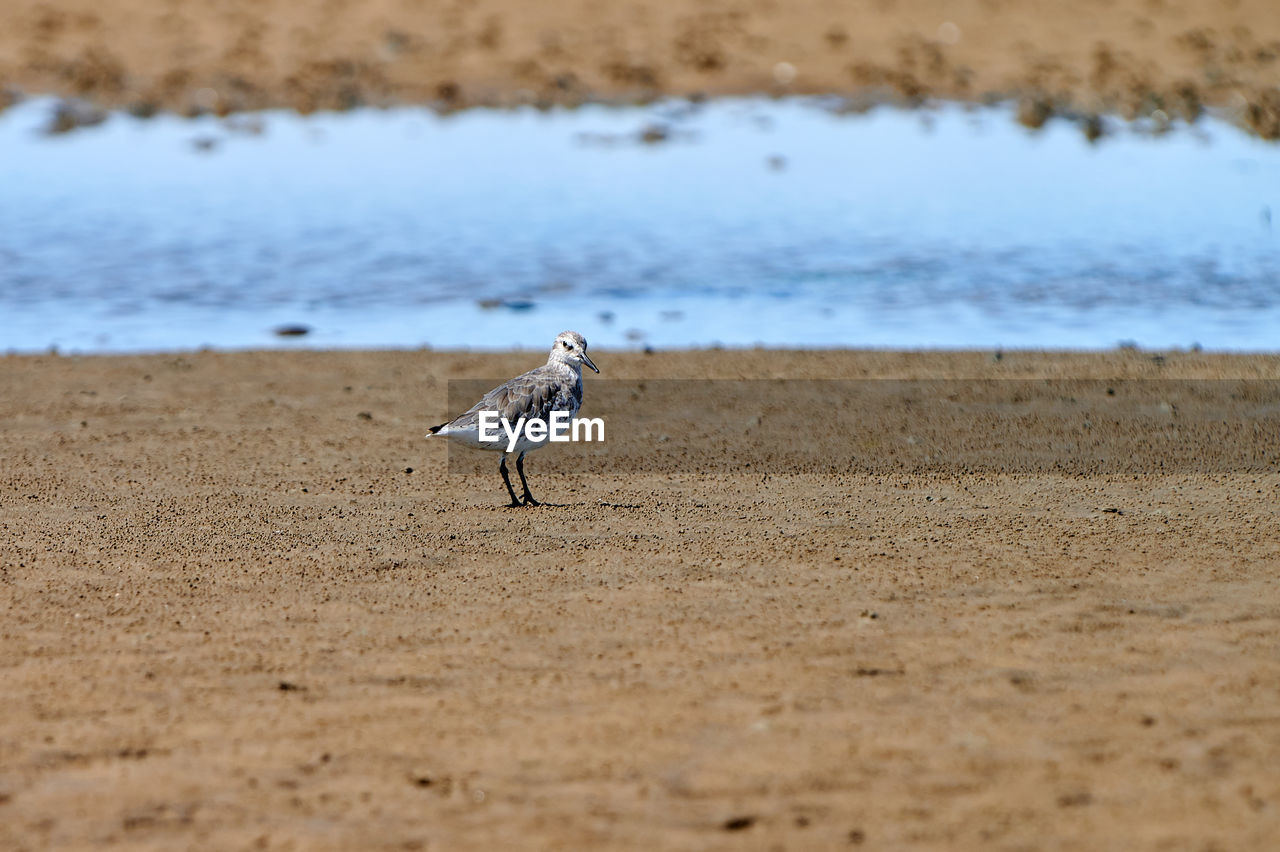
[521,493,540,507]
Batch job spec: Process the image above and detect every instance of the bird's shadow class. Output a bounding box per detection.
[489,501,643,510]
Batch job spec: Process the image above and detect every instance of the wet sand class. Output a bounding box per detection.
[2,0,1280,136]
[2,348,1279,849]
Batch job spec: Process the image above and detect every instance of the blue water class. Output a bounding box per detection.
[1,96,1277,352]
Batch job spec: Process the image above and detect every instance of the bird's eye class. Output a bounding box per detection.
[563,341,571,348]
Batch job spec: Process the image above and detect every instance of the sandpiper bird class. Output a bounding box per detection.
[427,331,599,507]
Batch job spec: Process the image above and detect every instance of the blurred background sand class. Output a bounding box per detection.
[3,0,1279,135]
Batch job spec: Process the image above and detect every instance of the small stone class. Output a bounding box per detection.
[273,324,311,337]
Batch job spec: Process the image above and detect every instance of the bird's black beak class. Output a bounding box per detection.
[582,352,600,373]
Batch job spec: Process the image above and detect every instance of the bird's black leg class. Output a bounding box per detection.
[498,455,521,507]
[516,451,539,506]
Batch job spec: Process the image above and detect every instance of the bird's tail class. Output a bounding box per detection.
[427,422,448,436]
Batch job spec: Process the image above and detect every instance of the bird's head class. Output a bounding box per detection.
[550,330,599,373]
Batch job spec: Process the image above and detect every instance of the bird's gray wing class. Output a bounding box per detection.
[448,367,574,429]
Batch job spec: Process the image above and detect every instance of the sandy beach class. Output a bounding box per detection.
[2,348,1278,849]
[3,0,1280,136]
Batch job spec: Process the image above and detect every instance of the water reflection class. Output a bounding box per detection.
[0,97,1277,352]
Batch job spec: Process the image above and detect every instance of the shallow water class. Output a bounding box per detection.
[1,97,1277,352]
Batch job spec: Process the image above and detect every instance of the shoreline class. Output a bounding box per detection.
[7,344,1280,365]
[8,343,1280,361]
